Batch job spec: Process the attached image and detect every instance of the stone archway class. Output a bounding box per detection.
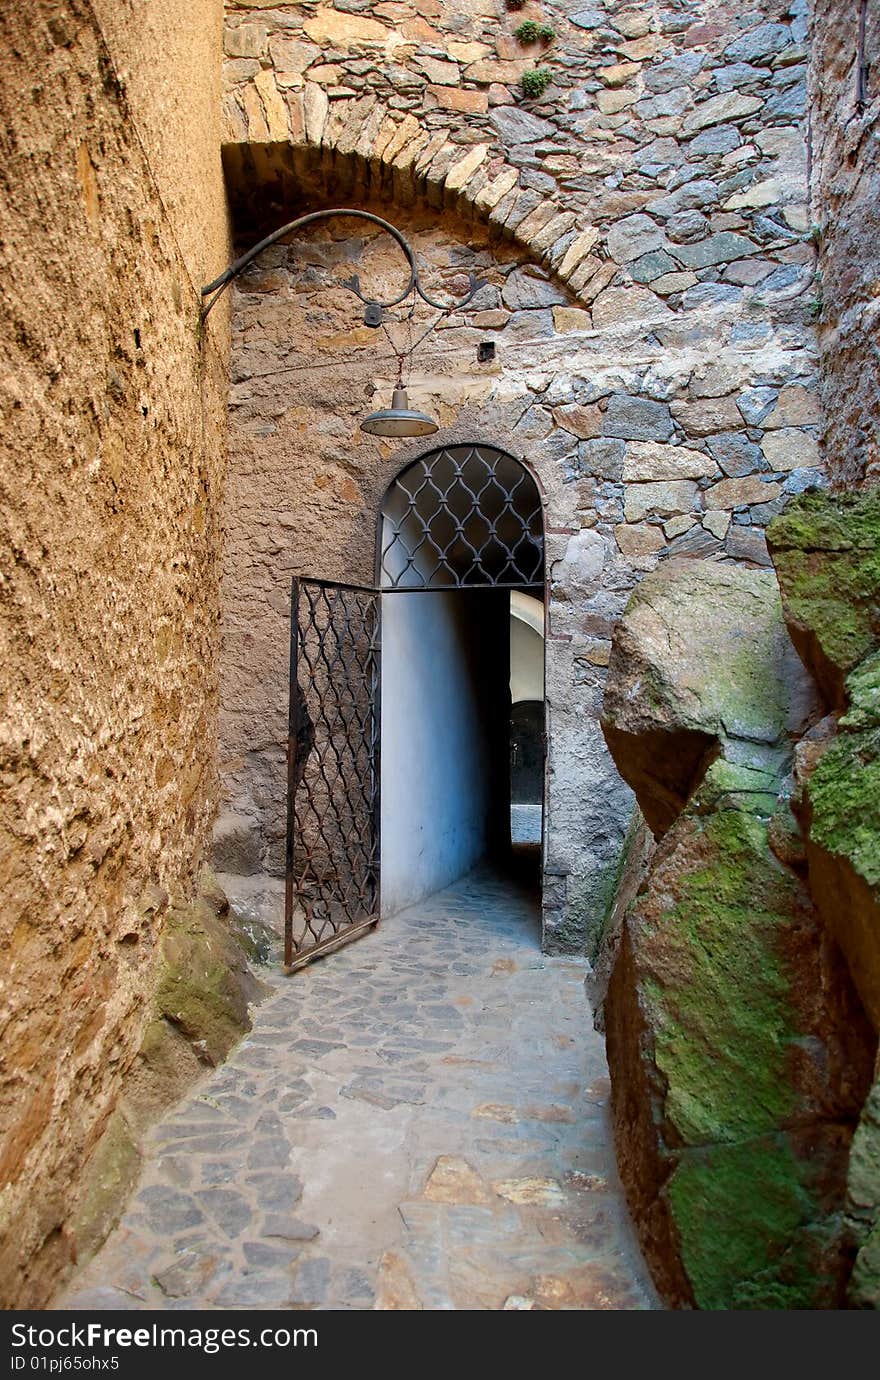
[220,98,607,304]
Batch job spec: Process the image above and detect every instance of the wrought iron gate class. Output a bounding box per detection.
[284,578,381,970]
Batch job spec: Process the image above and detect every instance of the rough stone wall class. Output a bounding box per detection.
[219,0,822,951]
[91,0,230,287]
[0,0,228,1305]
[809,0,880,488]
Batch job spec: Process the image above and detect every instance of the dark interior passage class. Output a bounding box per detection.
[378,445,545,917]
[380,587,511,915]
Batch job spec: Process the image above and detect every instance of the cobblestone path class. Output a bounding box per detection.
[62,869,657,1311]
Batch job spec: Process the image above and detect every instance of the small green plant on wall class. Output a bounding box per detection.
[521,67,553,98]
[514,20,556,44]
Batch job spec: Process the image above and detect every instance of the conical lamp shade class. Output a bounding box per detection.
[360,386,439,437]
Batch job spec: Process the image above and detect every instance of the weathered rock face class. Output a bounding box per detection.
[0,0,228,1307]
[600,560,874,1309]
[767,488,880,708]
[810,0,880,488]
[607,772,872,1308]
[766,489,880,1307]
[848,1080,880,1310]
[601,561,820,834]
[803,707,880,1034]
[146,872,267,1074]
[767,490,880,1027]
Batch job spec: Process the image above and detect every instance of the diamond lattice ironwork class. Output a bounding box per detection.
[284,579,381,969]
[379,445,544,589]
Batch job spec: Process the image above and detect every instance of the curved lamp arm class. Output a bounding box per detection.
[200,207,485,320]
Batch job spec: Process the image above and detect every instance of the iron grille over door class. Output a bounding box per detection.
[379,444,544,590]
[284,578,381,970]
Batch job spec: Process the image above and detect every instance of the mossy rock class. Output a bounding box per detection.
[154,893,265,1066]
[848,1078,880,1308]
[848,1079,880,1225]
[808,726,880,891]
[851,1221,880,1309]
[68,1109,141,1266]
[605,760,873,1309]
[668,1134,846,1310]
[602,561,819,834]
[804,651,880,1028]
[639,795,806,1147]
[767,488,880,708]
[840,651,880,731]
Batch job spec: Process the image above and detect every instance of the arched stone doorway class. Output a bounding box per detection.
[282,443,546,968]
[377,444,545,915]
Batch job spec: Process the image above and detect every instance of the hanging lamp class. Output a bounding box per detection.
[360,385,438,437]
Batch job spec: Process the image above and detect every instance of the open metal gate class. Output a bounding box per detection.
[284,578,381,970]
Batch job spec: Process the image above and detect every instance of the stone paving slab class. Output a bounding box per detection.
[60,869,659,1311]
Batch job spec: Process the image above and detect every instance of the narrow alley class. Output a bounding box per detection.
[61,870,657,1311]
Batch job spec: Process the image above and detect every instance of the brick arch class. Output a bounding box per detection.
[221,93,607,305]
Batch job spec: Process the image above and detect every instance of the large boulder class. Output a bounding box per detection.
[601,561,819,835]
[599,559,874,1309]
[605,761,873,1308]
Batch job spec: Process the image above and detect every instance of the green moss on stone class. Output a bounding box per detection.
[768,488,880,553]
[668,1137,820,1310]
[767,489,880,687]
[808,727,880,889]
[847,1081,880,1307]
[590,815,642,964]
[841,652,880,731]
[644,805,801,1144]
[621,567,797,746]
[848,1078,880,1224]
[154,896,259,1066]
[690,755,782,817]
[68,1109,141,1265]
[851,1221,880,1309]
[721,604,792,740]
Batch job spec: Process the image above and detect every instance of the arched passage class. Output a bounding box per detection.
[378,444,545,916]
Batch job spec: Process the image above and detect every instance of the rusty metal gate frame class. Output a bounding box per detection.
[284,577,382,971]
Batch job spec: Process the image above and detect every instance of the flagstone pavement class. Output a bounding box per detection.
[60,867,658,1311]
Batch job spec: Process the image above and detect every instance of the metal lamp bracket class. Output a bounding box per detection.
[200,208,485,321]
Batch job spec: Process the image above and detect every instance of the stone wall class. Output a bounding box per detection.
[0,0,228,1305]
[809,0,880,488]
[218,0,822,951]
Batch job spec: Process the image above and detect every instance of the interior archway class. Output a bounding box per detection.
[377,444,545,917]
